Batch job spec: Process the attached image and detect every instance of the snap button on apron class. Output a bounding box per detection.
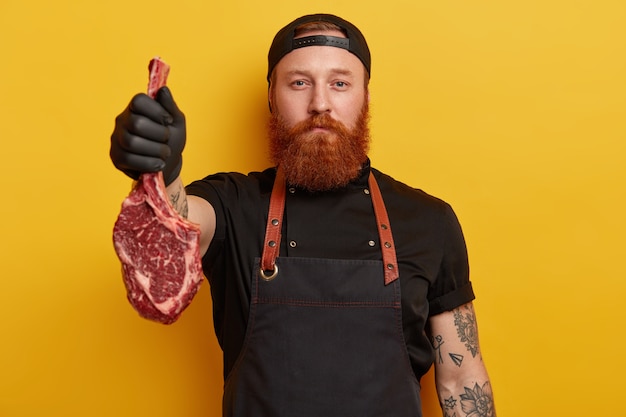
[261,168,399,284]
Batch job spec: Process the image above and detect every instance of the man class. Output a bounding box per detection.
[110,13,496,417]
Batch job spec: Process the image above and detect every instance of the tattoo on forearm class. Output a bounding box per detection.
[449,353,464,367]
[453,304,480,357]
[442,382,496,417]
[431,334,465,367]
[459,382,495,417]
[169,189,189,219]
[444,396,457,409]
[431,335,445,364]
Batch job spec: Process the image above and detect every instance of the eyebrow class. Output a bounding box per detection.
[285,68,355,78]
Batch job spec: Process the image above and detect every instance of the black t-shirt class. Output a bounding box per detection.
[186,161,474,380]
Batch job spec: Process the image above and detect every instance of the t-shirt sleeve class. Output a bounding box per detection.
[184,170,272,278]
[427,203,475,316]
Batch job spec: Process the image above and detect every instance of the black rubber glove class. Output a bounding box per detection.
[110,87,186,186]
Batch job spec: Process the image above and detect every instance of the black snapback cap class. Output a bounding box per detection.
[267,13,371,82]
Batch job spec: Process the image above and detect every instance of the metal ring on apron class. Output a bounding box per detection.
[260,167,399,285]
[259,264,279,281]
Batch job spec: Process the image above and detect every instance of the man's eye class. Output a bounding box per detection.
[293,80,305,86]
[335,81,346,88]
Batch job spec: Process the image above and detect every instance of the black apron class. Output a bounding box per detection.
[223,169,422,417]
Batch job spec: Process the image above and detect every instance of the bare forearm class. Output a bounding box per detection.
[164,176,217,258]
[430,303,497,417]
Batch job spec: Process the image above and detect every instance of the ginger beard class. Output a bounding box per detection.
[268,100,370,192]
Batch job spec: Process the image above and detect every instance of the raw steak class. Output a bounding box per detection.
[112,57,203,324]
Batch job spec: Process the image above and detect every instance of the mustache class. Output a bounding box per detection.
[287,113,350,137]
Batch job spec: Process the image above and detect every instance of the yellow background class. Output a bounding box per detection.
[1,0,625,415]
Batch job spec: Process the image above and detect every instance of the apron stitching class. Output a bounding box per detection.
[256,297,399,308]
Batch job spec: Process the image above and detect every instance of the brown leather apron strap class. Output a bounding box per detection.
[260,168,399,284]
[260,167,286,279]
[367,172,399,285]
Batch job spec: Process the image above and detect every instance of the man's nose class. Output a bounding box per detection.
[308,85,331,114]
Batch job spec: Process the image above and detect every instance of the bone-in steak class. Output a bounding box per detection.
[112,57,203,324]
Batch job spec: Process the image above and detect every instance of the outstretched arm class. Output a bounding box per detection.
[428,302,497,417]
[166,176,216,257]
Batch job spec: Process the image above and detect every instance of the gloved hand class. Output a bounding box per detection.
[110,87,186,186]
